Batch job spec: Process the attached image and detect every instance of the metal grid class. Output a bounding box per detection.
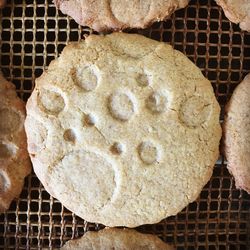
[0,0,250,249]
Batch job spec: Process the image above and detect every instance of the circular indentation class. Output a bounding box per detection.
[84,114,96,126]
[0,108,21,134]
[146,91,168,113]
[74,66,98,91]
[0,170,10,194]
[38,88,65,115]
[63,129,76,143]
[111,142,124,155]
[138,141,159,165]
[109,92,135,121]
[136,73,149,87]
[179,96,212,128]
[54,150,116,209]
[0,142,16,159]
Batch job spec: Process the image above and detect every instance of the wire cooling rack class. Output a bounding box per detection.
[0,0,250,249]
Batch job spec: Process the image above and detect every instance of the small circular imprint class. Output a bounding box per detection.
[38,88,65,115]
[179,96,212,128]
[0,170,10,194]
[0,108,21,134]
[138,141,159,165]
[74,66,98,91]
[84,113,96,126]
[146,91,168,114]
[136,73,149,87]
[110,142,124,155]
[109,91,136,121]
[63,129,76,143]
[0,142,16,159]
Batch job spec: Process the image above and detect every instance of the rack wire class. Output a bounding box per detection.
[0,0,249,249]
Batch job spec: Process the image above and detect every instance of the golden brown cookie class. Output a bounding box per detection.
[223,73,250,193]
[53,0,190,32]
[61,228,174,250]
[25,33,221,227]
[0,73,31,212]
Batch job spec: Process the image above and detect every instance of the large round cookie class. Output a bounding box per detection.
[224,74,250,194]
[0,73,31,212]
[25,33,221,227]
[53,0,189,32]
[215,0,250,31]
[61,228,173,250]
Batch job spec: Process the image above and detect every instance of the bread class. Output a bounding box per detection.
[223,73,250,193]
[25,33,221,227]
[0,73,31,212]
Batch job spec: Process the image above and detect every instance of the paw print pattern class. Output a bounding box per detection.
[26,33,221,227]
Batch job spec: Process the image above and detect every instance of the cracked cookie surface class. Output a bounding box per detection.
[53,0,189,32]
[25,33,221,227]
[0,73,31,212]
[61,228,174,250]
[224,73,250,194]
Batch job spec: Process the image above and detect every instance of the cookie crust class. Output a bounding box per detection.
[53,0,189,32]
[61,228,174,250]
[223,73,250,193]
[0,74,31,212]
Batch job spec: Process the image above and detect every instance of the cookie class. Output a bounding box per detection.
[215,0,250,31]
[223,74,250,193]
[25,33,221,227]
[53,0,190,32]
[0,73,31,212]
[61,228,174,250]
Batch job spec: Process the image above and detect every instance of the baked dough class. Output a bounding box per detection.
[61,228,174,250]
[224,73,250,193]
[0,73,31,212]
[25,33,221,227]
[53,0,190,32]
[216,0,250,31]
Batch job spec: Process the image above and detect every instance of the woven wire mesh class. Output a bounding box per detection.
[0,0,250,249]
